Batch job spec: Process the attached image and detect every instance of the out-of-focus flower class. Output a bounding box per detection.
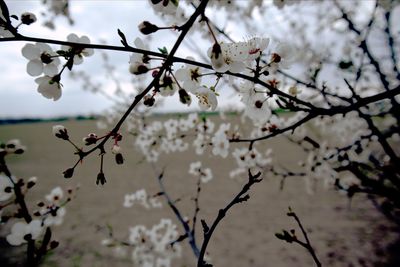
[129,37,150,75]
[6,220,43,246]
[0,174,14,201]
[189,161,213,183]
[4,139,26,154]
[46,186,63,204]
[211,123,230,158]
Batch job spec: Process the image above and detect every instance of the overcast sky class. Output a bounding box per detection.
[0,1,381,118]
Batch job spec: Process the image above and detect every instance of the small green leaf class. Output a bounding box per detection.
[158,46,168,55]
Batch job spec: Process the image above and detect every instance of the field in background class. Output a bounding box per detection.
[0,117,398,267]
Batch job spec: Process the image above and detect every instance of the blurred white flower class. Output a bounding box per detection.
[208,37,269,73]
[189,161,213,183]
[46,186,63,204]
[6,220,43,246]
[129,38,149,75]
[4,139,26,154]
[0,174,14,201]
[211,123,231,158]
[43,207,66,226]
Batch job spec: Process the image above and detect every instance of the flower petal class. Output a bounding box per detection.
[27,59,43,76]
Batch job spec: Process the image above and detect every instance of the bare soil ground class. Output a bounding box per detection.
[0,118,399,267]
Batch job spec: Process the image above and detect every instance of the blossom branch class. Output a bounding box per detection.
[197,170,262,267]
[157,170,200,258]
[275,207,321,267]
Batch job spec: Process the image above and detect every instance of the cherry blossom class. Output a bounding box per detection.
[208,37,269,73]
[129,37,150,75]
[61,33,94,65]
[3,139,26,154]
[0,174,14,202]
[175,57,203,92]
[240,82,272,124]
[269,42,295,70]
[6,220,43,246]
[22,43,60,77]
[189,161,213,183]
[211,123,231,158]
[194,86,218,111]
[35,75,62,101]
[128,219,181,267]
[123,189,162,209]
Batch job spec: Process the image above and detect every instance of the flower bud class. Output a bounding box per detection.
[63,168,74,179]
[271,53,281,63]
[83,133,98,145]
[52,125,69,140]
[21,12,37,25]
[111,144,121,154]
[115,153,124,165]
[138,21,159,35]
[96,172,106,185]
[179,89,191,106]
[143,95,155,106]
[129,63,149,75]
[50,240,59,249]
[27,177,37,189]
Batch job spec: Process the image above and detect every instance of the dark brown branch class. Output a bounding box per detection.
[197,170,262,267]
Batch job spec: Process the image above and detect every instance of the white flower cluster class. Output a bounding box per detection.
[35,186,67,227]
[0,139,26,155]
[188,161,213,183]
[240,81,272,125]
[21,33,93,101]
[208,37,269,73]
[134,114,198,162]
[128,218,182,267]
[230,147,272,178]
[123,189,162,209]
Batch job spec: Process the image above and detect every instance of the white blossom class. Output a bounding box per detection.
[189,161,213,183]
[0,174,14,202]
[194,86,218,111]
[211,123,231,158]
[6,220,43,246]
[61,33,94,65]
[35,75,62,101]
[175,57,202,92]
[22,43,60,77]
